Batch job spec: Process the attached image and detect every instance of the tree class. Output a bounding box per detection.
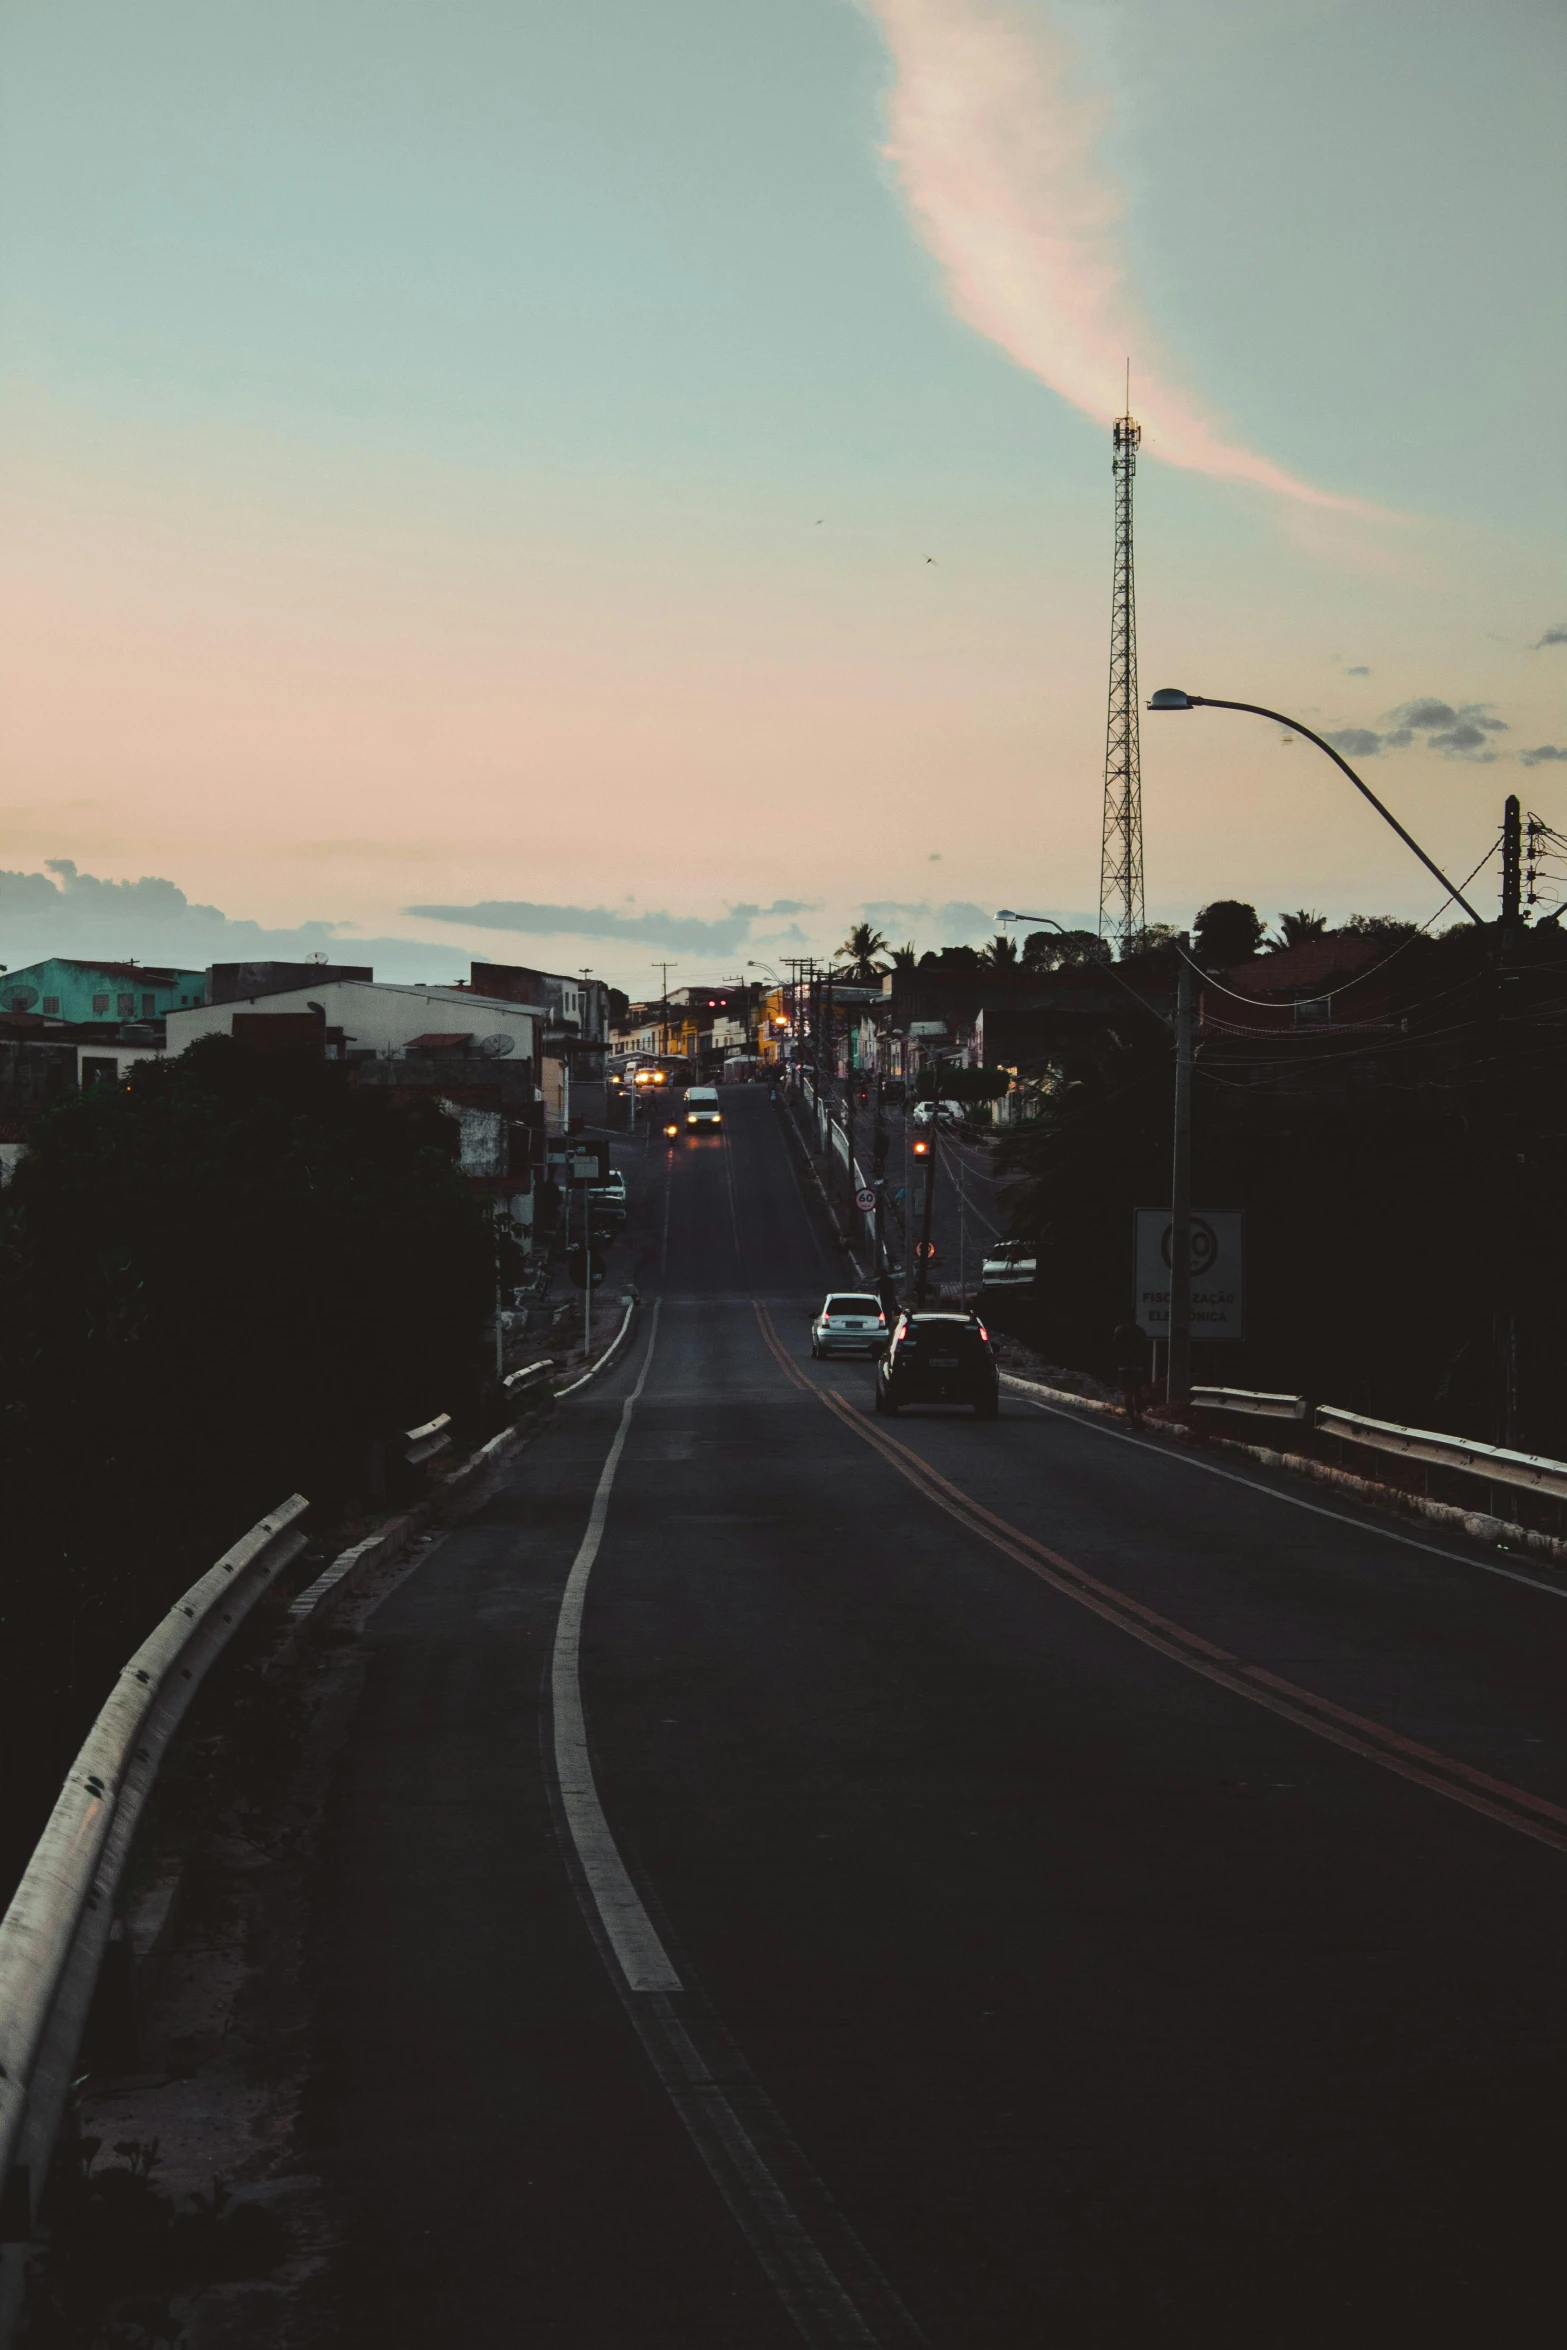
[889,942,918,973]
[0,1037,497,1895]
[1193,900,1265,968]
[1120,923,1179,960]
[917,943,982,973]
[1344,913,1419,941]
[1274,910,1327,947]
[1022,929,1111,972]
[838,922,889,982]
[981,932,1020,969]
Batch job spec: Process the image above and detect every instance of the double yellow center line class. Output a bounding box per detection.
[753,1300,1567,1856]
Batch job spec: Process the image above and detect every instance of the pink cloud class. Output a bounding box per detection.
[861,0,1371,514]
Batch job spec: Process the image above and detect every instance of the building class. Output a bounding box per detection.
[166,977,544,1068]
[207,960,372,1003]
[462,962,607,1042]
[0,958,205,1023]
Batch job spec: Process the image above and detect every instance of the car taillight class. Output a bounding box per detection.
[976,1323,989,1342]
[821,1316,832,1327]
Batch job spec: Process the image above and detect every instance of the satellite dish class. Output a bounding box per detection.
[5,986,38,1011]
[478,1033,516,1058]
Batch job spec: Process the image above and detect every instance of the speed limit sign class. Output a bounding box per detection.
[855,1186,876,1211]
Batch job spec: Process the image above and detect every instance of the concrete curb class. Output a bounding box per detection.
[1002,1372,1567,1573]
[554,1291,639,1399]
[284,1387,559,1643]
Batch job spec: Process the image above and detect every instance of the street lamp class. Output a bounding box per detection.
[1146,689,1483,924]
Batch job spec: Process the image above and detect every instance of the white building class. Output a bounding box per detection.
[165,979,543,1066]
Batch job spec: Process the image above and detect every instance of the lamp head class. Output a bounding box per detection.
[1148,687,1198,711]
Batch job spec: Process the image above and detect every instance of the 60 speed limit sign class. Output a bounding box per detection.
[855,1186,877,1211]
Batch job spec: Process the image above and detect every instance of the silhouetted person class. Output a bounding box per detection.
[1112,1319,1147,1426]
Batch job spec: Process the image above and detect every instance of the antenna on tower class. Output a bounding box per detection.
[1098,375,1145,954]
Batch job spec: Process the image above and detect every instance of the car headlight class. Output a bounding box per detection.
[687,1113,697,1124]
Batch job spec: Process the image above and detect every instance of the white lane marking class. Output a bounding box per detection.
[659,1146,673,1280]
[547,1303,911,2345]
[1008,1390,1567,1600]
[550,1305,681,1990]
[722,1128,744,1262]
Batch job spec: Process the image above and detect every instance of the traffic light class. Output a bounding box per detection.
[912,1135,932,1158]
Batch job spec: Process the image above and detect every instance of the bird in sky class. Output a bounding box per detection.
[925,555,935,564]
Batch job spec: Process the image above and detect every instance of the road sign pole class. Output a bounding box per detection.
[1166,938,1194,1407]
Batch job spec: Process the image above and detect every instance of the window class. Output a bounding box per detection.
[92,994,110,1015]
[82,1057,117,1086]
[42,996,59,1015]
[141,993,156,1016]
[117,994,135,1018]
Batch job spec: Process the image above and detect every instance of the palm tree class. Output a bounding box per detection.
[889,941,918,973]
[981,932,1020,969]
[838,921,889,982]
[1276,909,1328,946]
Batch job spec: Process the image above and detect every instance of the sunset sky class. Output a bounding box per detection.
[1,0,1563,992]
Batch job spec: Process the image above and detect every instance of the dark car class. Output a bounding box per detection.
[874,1311,999,1418]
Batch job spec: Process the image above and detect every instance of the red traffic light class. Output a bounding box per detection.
[912,1136,932,1157]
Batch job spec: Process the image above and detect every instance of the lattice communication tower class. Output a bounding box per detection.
[1098,409,1146,952]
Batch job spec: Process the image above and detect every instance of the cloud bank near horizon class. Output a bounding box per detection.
[403,897,815,956]
[860,0,1369,513]
[0,859,461,978]
[0,865,824,976]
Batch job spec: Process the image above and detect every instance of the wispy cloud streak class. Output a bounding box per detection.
[861,0,1367,512]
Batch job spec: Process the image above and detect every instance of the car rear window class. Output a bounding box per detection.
[826,1296,879,1315]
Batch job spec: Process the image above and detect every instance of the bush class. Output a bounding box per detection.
[0,1039,496,1894]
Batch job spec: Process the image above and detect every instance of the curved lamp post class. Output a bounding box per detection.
[1146,689,1483,924]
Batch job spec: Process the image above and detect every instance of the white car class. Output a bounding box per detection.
[911,1099,964,1129]
[981,1241,1037,1289]
[810,1292,890,1357]
[684,1085,723,1132]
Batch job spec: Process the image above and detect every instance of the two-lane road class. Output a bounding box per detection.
[311,1087,1566,2344]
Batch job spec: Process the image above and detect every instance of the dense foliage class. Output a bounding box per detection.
[0,1038,496,1890]
[990,927,1567,1451]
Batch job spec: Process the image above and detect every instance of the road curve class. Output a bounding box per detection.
[309,1087,1567,2345]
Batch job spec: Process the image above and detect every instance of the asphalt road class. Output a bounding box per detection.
[310,1085,1567,2345]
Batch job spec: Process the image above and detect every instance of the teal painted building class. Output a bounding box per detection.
[1,958,206,1023]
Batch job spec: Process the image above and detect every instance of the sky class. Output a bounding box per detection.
[1,0,1563,994]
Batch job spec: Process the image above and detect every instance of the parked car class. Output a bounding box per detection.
[588,1171,628,1226]
[874,1311,999,1417]
[810,1292,889,1358]
[980,1240,1036,1289]
[684,1085,723,1132]
[911,1099,964,1130]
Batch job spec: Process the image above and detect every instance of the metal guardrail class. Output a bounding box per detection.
[1188,1388,1567,1508]
[503,1358,555,1399]
[0,1496,309,2332]
[403,1412,453,1469]
[1192,1386,1310,1421]
[1314,1406,1567,1502]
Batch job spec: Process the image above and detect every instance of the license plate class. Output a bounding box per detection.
[932,1356,959,1368]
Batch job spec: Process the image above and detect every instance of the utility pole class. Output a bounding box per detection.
[651,961,677,1057]
[1502,794,1522,937]
[914,1137,936,1309]
[1166,936,1194,1408]
[1497,794,1523,1442]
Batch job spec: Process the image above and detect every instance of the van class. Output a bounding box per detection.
[684,1086,722,1132]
